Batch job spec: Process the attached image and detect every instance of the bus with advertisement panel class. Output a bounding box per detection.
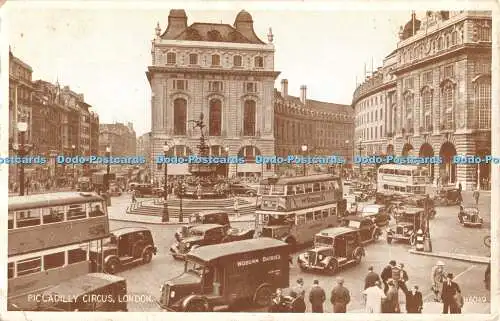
[255,174,347,248]
[7,192,110,310]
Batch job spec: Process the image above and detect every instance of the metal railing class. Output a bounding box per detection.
[126,201,143,213]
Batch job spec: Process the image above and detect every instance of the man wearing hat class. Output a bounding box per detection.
[293,278,305,299]
[309,280,326,313]
[441,273,462,314]
[330,277,351,313]
[381,260,396,293]
[431,261,446,302]
[364,266,381,289]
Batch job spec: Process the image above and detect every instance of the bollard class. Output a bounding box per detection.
[415,229,424,252]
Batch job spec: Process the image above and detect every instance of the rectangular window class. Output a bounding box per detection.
[43,252,65,270]
[189,54,198,65]
[422,71,433,84]
[15,210,41,228]
[173,80,188,91]
[166,53,176,65]
[209,81,223,92]
[444,65,454,78]
[211,55,220,66]
[42,207,64,224]
[17,257,41,276]
[67,204,86,220]
[404,77,414,89]
[233,55,242,67]
[244,82,257,93]
[306,212,313,221]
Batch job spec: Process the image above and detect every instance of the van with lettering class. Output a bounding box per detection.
[159,238,290,312]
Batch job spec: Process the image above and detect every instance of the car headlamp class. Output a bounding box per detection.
[318,254,324,261]
[170,291,176,298]
[185,242,191,248]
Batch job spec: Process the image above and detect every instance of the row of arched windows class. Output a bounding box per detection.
[172,98,257,136]
[398,78,491,132]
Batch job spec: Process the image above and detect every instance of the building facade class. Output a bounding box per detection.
[9,49,99,186]
[274,79,354,165]
[137,132,152,169]
[147,9,279,182]
[99,122,137,157]
[352,11,492,190]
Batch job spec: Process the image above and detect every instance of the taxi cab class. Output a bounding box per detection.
[297,227,365,274]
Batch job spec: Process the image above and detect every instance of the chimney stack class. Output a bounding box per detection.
[281,79,288,97]
[300,85,307,104]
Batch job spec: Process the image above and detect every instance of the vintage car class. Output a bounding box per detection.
[341,216,382,243]
[174,210,231,241]
[229,183,258,197]
[358,204,390,227]
[91,227,157,274]
[133,183,155,197]
[109,183,122,197]
[434,186,461,206]
[458,206,483,227]
[170,224,255,259]
[405,196,436,218]
[297,227,365,274]
[386,207,424,245]
[268,288,306,313]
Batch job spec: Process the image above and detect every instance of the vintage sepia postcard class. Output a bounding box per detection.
[0,1,498,321]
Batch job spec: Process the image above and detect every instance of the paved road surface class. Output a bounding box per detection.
[109,219,490,312]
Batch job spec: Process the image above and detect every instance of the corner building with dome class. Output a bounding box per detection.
[352,11,492,191]
[147,10,279,182]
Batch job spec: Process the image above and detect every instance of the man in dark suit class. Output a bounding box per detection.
[330,277,350,313]
[381,260,396,293]
[406,285,423,313]
[441,273,461,314]
[365,266,381,289]
[309,280,326,313]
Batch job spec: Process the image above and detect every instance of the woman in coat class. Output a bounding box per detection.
[406,285,423,313]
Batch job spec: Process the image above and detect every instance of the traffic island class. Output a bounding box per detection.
[408,249,490,264]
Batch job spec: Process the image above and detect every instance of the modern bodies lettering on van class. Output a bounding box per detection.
[236,254,281,268]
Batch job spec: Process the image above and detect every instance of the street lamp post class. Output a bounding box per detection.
[357,139,364,177]
[162,142,170,223]
[224,146,230,178]
[342,140,350,178]
[72,144,76,188]
[105,146,111,196]
[17,121,28,196]
[301,144,308,176]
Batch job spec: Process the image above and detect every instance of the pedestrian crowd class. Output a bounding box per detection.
[278,259,463,314]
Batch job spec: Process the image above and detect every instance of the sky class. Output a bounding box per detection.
[5,4,416,136]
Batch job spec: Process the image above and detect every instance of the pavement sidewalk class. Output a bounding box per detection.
[108,199,255,225]
[409,249,490,264]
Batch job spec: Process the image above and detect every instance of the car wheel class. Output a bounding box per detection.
[326,261,338,275]
[409,234,416,246]
[254,285,273,307]
[105,259,120,274]
[387,237,392,244]
[142,248,153,264]
[354,250,363,264]
[185,300,208,312]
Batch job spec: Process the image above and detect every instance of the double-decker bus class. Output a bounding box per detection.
[255,174,347,248]
[8,192,109,310]
[376,164,432,197]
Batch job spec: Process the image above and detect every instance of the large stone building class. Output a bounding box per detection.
[352,11,492,190]
[147,9,279,182]
[99,122,137,157]
[274,79,354,163]
[9,49,99,184]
